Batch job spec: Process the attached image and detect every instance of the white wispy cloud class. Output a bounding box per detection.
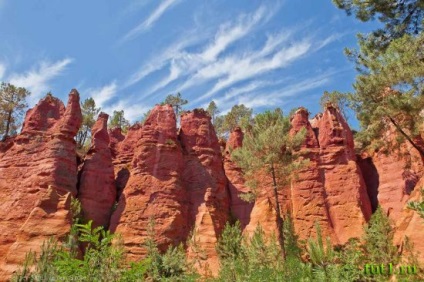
[199,4,269,62]
[86,82,118,108]
[8,58,73,103]
[123,34,202,88]
[122,0,181,42]
[143,3,277,95]
[190,38,312,104]
[0,63,5,80]
[102,99,150,122]
[219,73,333,114]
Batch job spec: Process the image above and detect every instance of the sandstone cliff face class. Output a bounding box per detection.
[223,127,253,229]
[109,105,189,262]
[394,177,424,262]
[109,123,143,200]
[243,106,370,244]
[358,139,423,222]
[179,109,229,275]
[288,108,336,242]
[0,91,82,280]
[311,105,372,244]
[2,90,424,280]
[78,113,116,228]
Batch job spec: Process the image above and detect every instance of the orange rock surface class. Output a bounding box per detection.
[109,105,189,263]
[0,91,424,280]
[78,112,116,228]
[179,109,229,275]
[0,91,82,280]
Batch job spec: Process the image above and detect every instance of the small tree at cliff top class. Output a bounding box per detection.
[231,108,305,259]
[109,110,130,133]
[214,104,253,138]
[206,100,219,125]
[164,92,188,117]
[76,97,100,148]
[0,82,30,140]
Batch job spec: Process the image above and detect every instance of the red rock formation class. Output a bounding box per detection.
[110,123,144,199]
[179,109,229,275]
[110,105,189,262]
[288,108,336,242]
[358,126,424,221]
[394,177,424,262]
[0,90,82,280]
[311,105,372,244]
[108,127,125,159]
[223,127,253,229]
[78,113,116,228]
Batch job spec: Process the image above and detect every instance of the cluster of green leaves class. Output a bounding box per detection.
[0,82,30,140]
[214,104,253,138]
[231,108,306,258]
[408,188,424,219]
[109,110,131,133]
[76,98,100,150]
[12,220,125,282]
[214,207,422,282]
[333,0,424,50]
[163,92,188,117]
[215,219,310,282]
[13,201,196,282]
[331,0,424,156]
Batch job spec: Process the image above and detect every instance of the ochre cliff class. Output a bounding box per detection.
[0,91,82,280]
[0,94,423,280]
[310,105,372,244]
[179,109,229,275]
[78,112,116,228]
[109,105,189,262]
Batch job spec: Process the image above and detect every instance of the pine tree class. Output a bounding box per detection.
[408,189,424,219]
[76,97,100,149]
[164,92,188,117]
[206,101,219,125]
[0,82,30,140]
[363,206,399,266]
[320,91,350,121]
[109,110,130,132]
[333,0,424,50]
[231,109,305,259]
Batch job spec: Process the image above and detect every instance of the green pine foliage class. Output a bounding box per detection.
[109,110,130,133]
[408,189,424,220]
[76,97,100,150]
[214,104,253,138]
[0,82,30,140]
[231,108,306,258]
[363,206,399,266]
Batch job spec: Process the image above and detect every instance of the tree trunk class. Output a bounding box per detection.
[388,116,424,158]
[4,110,12,138]
[271,163,286,260]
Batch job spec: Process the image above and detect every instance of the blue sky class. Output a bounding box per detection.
[0,0,380,128]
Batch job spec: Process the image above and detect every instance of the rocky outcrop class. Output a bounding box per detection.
[109,123,144,200]
[394,177,424,262]
[179,109,229,275]
[109,105,189,262]
[311,105,371,244]
[2,91,424,279]
[358,136,423,222]
[223,127,253,229]
[78,113,116,228]
[0,91,82,280]
[288,108,336,242]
